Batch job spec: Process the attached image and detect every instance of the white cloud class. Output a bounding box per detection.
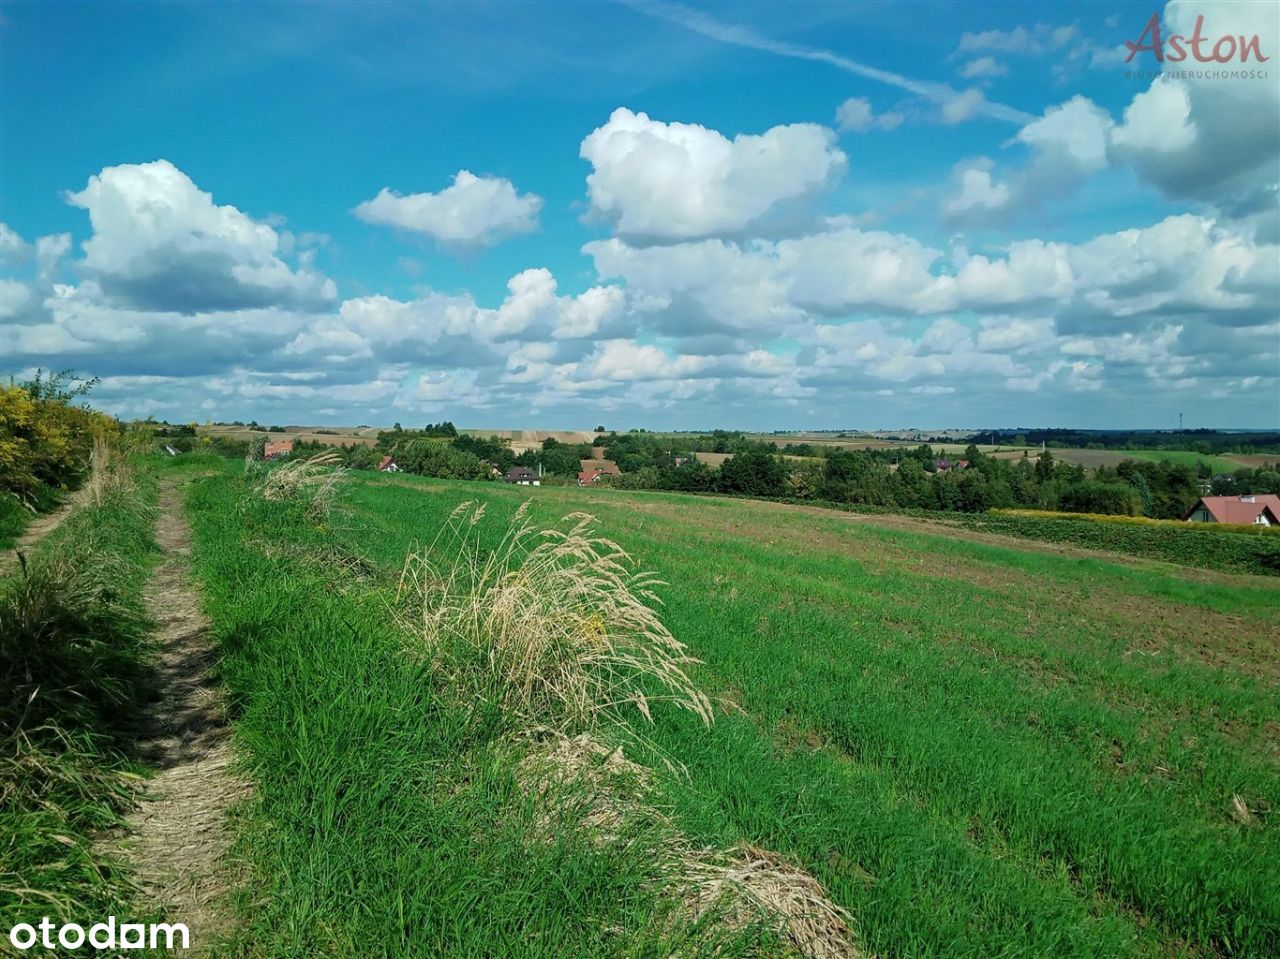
[1016,96,1112,174]
[945,164,1011,215]
[35,233,71,283]
[977,317,1056,352]
[584,340,714,381]
[1111,79,1197,154]
[940,89,988,124]
[959,57,1008,79]
[0,223,30,263]
[353,170,542,247]
[579,107,846,240]
[588,214,1276,336]
[411,370,486,408]
[954,23,1077,56]
[0,280,35,323]
[64,159,336,313]
[834,97,904,133]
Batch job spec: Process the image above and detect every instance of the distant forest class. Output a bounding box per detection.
[978,429,1280,455]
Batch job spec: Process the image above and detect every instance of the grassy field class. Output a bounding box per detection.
[179,463,1278,958]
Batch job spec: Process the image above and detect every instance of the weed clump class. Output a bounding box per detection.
[396,500,713,733]
[249,451,346,522]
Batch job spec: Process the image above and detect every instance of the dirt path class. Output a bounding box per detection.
[0,488,87,575]
[123,480,245,954]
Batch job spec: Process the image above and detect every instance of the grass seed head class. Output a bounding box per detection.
[397,501,714,733]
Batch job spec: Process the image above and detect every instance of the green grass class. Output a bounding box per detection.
[182,469,786,958]
[0,462,160,937]
[183,468,1280,958]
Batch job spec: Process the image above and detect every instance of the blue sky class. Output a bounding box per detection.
[1,0,1277,430]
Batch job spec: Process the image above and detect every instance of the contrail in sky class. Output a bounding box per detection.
[622,0,1036,125]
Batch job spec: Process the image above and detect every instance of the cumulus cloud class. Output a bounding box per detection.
[834,97,904,133]
[5,81,1275,428]
[945,163,1011,216]
[279,268,629,373]
[1116,1,1278,223]
[0,223,30,263]
[583,339,714,381]
[587,214,1277,337]
[944,96,1115,223]
[579,107,846,240]
[64,160,336,313]
[353,170,543,247]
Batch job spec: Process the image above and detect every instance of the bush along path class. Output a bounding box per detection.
[119,477,246,954]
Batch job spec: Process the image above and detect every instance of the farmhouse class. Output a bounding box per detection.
[577,468,605,487]
[263,440,294,461]
[377,456,400,473]
[1184,494,1280,526]
[505,466,541,486]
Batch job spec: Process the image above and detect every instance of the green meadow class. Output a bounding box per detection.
[169,460,1280,959]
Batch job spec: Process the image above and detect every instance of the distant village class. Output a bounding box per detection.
[153,422,1280,527]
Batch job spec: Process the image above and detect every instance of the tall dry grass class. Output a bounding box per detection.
[396,500,713,732]
[86,433,134,508]
[251,451,346,522]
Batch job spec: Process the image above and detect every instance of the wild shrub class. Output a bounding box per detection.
[0,371,113,506]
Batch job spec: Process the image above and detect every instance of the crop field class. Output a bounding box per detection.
[1224,455,1280,469]
[1041,448,1247,473]
[176,462,1278,958]
[198,424,380,447]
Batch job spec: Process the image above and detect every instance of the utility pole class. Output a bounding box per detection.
[1179,412,1183,432]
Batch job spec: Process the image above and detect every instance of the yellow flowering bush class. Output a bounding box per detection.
[0,373,114,504]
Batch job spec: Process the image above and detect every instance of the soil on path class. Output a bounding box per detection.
[0,488,87,576]
[123,479,245,954]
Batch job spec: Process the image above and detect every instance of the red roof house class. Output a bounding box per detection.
[577,468,605,487]
[378,456,400,473]
[1184,494,1280,526]
[263,440,294,461]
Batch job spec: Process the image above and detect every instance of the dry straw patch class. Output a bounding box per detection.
[513,736,859,958]
[686,845,860,959]
[515,731,659,842]
[396,500,713,731]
